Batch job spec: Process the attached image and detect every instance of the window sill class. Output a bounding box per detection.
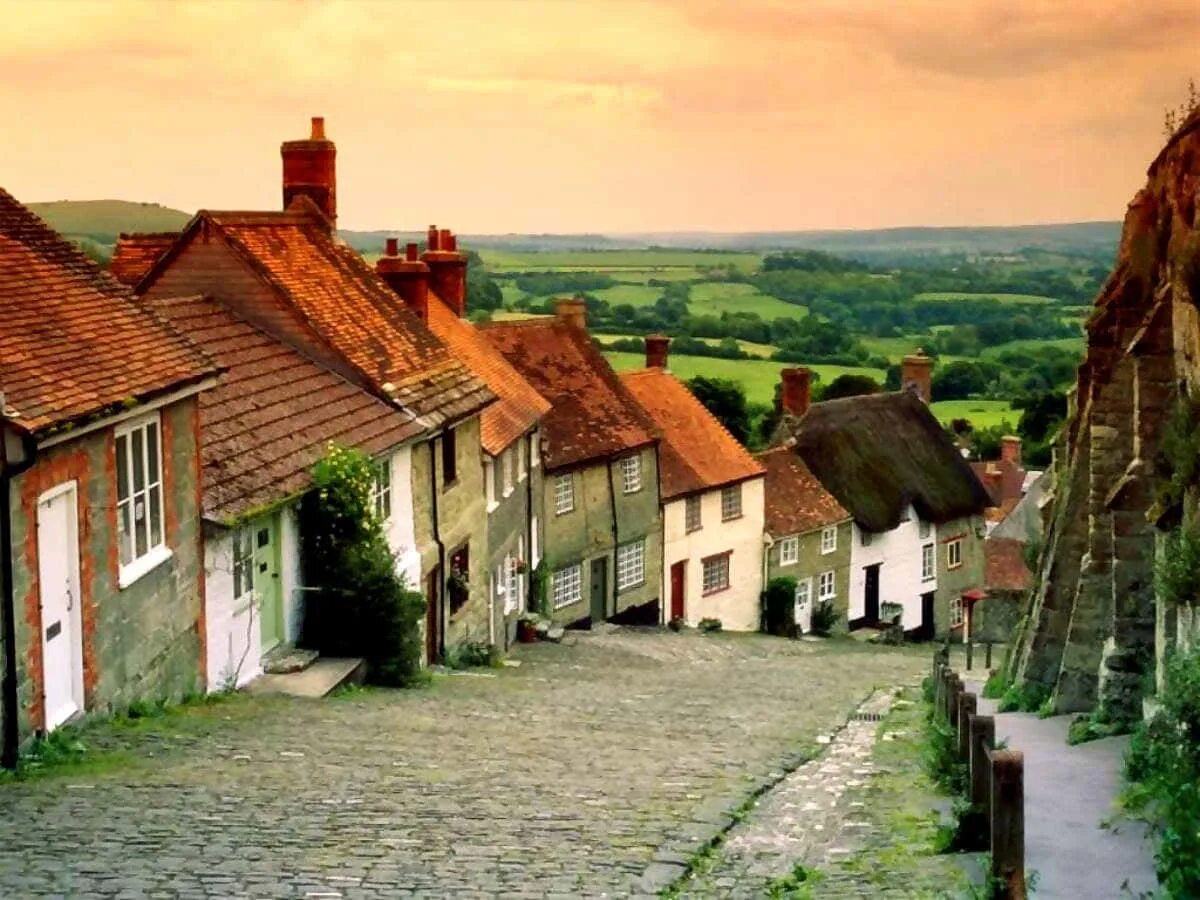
[818,596,836,604]
[820,548,836,555]
[780,559,797,567]
[119,545,173,589]
[947,563,962,571]
[623,488,642,496]
[721,513,743,523]
[686,526,702,535]
[487,500,499,514]
[502,488,514,499]
[555,508,574,517]
[702,584,731,597]
[922,576,936,583]
[617,581,645,594]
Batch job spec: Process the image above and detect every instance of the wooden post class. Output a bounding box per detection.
[958,692,977,762]
[966,638,973,671]
[947,674,963,725]
[970,714,995,812]
[986,641,993,669]
[990,750,1025,899]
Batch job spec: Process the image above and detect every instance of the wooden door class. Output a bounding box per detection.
[920,591,936,640]
[37,483,83,731]
[589,557,607,624]
[864,564,880,623]
[425,566,441,663]
[252,514,283,651]
[669,561,686,621]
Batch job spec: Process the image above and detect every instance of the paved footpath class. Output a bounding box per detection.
[972,685,1159,899]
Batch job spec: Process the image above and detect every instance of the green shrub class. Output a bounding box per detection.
[997,680,1050,713]
[981,669,1010,699]
[809,601,838,637]
[1123,646,1200,895]
[762,576,798,637]
[299,445,426,686]
[444,641,494,670]
[1157,522,1200,608]
[922,709,967,795]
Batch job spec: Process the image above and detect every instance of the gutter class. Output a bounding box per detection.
[606,459,620,620]
[524,432,535,625]
[2,413,38,770]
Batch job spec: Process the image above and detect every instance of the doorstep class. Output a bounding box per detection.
[246,657,365,698]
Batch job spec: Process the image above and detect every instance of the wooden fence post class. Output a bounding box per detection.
[946,672,961,723]
[990,750,1025,900]
[957,692,977,762]
[966,638,974,671]
[985,641,993,670]
[969,714,995,812]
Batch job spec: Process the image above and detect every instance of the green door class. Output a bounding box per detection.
[251,514,283,651]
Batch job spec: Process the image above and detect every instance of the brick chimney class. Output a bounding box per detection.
[901,348,934,405]
[780,367,812,417]
[281,116,336,232]
[421,224,468,317]
[555,297,587,330]
[1001,435,1022,467]
[645,334,670,369]
[376,238,431,321]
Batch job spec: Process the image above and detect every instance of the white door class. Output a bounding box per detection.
[37,483,84,730]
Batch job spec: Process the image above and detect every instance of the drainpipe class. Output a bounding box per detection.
[524,433,534,623]
[427,437,446,662]
[606,459,620,621]
[2,402,37,770]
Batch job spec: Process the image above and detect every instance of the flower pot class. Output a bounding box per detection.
[517,620,539,643]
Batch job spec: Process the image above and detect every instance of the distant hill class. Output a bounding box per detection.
[22,199,1121,263]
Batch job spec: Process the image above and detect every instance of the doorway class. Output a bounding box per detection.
[250,514,283,652]
[669,561,686,621]
[37,483,84,731]
[920,591,936,640]
[589,556,608,624]
[864,564,881,624]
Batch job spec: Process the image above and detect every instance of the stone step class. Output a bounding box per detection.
[246,657,365,698]
[261,644,319,675]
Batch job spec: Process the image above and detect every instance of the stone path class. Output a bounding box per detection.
[0,629,927,898]
[971,683,1159,899]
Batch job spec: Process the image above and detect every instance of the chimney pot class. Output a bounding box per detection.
[645,334,670,369]
[900,347,934,405]
[385,238,399,257]
[781,367,812,417]
[439,228,452,249]
[445,232,458,252]
[427,225,439,251]
[281,117,336,232]
[1001,435,1022,467]
[406,242,419,261]
[556,297,588,331]
[310,116,326,140]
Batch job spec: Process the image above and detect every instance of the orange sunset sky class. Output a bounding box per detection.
[3,0,1198,233]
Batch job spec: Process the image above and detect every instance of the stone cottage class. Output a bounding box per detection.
[620,336,766,631]
[0,187,218,750]
[482,300,664,626]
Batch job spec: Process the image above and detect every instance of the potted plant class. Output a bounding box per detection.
[517,613,539,644]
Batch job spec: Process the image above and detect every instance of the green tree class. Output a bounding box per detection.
[818,374,881,401]
[687,376,752,445]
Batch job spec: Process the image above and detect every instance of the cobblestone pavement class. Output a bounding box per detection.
[0,629,925,898]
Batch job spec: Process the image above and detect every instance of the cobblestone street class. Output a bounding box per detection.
[0,629,925,898]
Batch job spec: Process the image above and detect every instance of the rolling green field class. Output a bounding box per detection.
[590,284,665,307]
[480,248,760,272]
[596,334,777,358]
[929,400,1018,429]
[980,336,1083,358]
[913,291,1058,305]
[687,282,806,320]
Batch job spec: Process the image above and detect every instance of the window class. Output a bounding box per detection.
[721,484,742,521]
[554,473,574,515]
[860,529,873,547]
[818,570,836,602]
[502,447,514,498]
[620,455,642,493]
[484,459,498,511]
[918,519,932,540]
[448,543,469,613]
[518,441,527,482]
[372,457,392,521]
[232,525,254,602]
[116,414,167,582]
[779,536,799,566]
[616,539,646,591]
[947,538,963,570]
[531,515,541,567]
[921,543,935,581]
[820,526,837,554]
[505,539,523,614]
[702,553,731,594]
[685,496,702,533]
[441,427,457,485]
[794,577,812,616]
[552,563,582,609]
[531,430,540,468]
[951,596,964,628]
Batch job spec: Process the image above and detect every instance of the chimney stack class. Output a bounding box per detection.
[780,367,812,417]
[1001,435,1022,468]
[901,348,934,405]
[645,334,670,370]
[281,116,337,232]
[555,297,587,331]
[376,236,431,322]
[421,223,468,317]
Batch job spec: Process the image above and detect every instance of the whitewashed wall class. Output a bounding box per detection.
[279,503,303,643]
[661,477,766,631]
[848,506,938,629]
[382,445,422,587]
[204,530,263,692]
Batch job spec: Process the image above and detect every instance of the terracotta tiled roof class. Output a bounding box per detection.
[620,367,763,499]
[144,206,493,429]
[425,296,548,456]
[756,445,850,536]
[481,317,656,469]
[110,232,179,285]
[147,294,425,522]
[0,188,216,434]
[986,537,1032,592]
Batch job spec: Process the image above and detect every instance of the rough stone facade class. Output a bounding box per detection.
[541,446,663,625]
[484,431,544,648]
[765,520,853,630]
[1011,111,1200,719]
[935,514,986,637]
[7,398,205,741]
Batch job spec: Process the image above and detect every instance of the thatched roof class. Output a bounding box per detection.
[790,391,992,533]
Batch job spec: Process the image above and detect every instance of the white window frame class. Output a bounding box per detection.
[951,595,964,628]
[554,472,574,515]
[616,539,646,591]
[531,430,541,468]
[685,495,702,533]
[701,553,731,595]
[502,447,514,498]
[372,456,392,522]
[531,515,541,567]
[232,524,255,608]
[721,484,742,521]
[779,535,799,566]
[552,563,582,609]
[518,441,527,482]
[620,455,642,494]
[484,458,498,512]
[820,526,837,555]
[921,543,935,582]
[817,570,836,602]
[115,413,170,587]
[794,577,812,613]
[947,538,963,570]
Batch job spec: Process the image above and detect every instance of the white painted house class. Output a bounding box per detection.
[621,337,767,631]
[848,508,938,631]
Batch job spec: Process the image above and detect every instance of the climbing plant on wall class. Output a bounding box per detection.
[299,444,426,686]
